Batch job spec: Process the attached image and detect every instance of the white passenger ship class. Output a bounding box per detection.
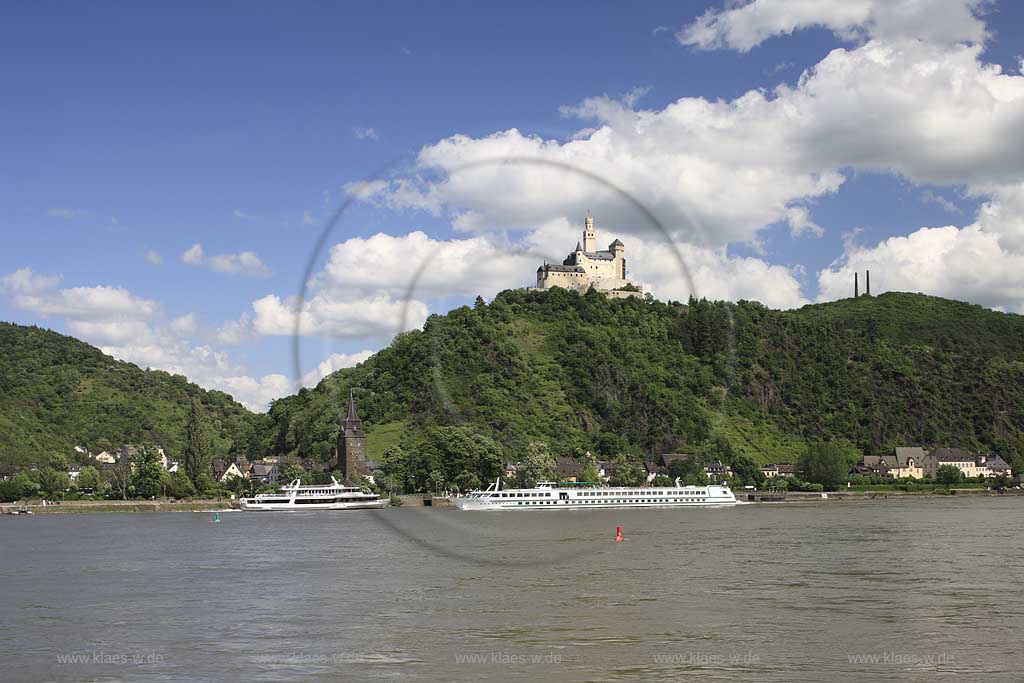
[452,479,737,510]
[240,477,388,511]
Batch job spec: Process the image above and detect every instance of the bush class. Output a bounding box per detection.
[0,479,26,502]
[936,464,962,486]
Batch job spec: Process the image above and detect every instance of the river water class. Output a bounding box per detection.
[1,497,1022,682]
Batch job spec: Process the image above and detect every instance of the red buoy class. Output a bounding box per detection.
[615,525,623,542]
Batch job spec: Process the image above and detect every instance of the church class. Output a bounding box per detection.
[335,391,367,482]
[533,214,641,298]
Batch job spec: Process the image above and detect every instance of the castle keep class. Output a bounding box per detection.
[533,214,640,298]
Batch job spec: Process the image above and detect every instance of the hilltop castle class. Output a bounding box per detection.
[533,214,640,298]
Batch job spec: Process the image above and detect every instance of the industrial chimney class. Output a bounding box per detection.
[866,270,871,296]
[855,272,859,298]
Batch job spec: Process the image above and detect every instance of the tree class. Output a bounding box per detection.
[107,457,133,500]
[168,470,196,498]
[381,445,416,493]
[609,454,645,486]
[77,465,102,492]
[132,446,164,499]
[37,467,70,498]
[428,469,446,494]
[376,471,399,495]
[454,471,481,493]
[183,398,210,486]
[799,442,853,490]
[193,471,216,495]
[936,464,962,486]
[514,442,556,488]
[0,479,24,502]
[279,463,307,484]
[474,295,486,309]
[731,455,764,488]
[580,461,601,484]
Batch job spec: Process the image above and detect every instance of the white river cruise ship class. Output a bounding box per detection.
[452,479,737,510]
[240,477,388,511]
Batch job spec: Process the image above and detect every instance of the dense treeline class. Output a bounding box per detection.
[0,322,267,475]
[262,289,1024,481]
[4,289,1023,488]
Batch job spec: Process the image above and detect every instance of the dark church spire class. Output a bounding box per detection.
[346,389,359,423]
[336,389,366,481]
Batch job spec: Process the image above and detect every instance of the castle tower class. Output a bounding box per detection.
[335,390,366,481]
[609,239,625,279]
[583,213,596,252]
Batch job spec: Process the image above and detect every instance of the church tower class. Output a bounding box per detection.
[583,213,596,252]
[335,390,366,482]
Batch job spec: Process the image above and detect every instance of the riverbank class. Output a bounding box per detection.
[3,487,1020,515]
[0,494,447,514]
[0,499,239,514]
[751,487,1024,503]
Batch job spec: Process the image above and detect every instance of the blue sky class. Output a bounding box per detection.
[3,1,1024,410]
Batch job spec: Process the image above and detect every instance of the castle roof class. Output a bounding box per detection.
[609,239,624,248]
[541,264,585,273]
[575,241,582,251]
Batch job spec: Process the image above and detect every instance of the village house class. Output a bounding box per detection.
[776,463,796,478]
[889,447,926,478]
[555,457,584,482]
[249,461,279,484]
[923,448,987,479]
[976,453,1013,478]
[94,451,116,465]
[704,460,732,480]
[855,447,1011,480]
[211,460,246,483]
[760,464,780,478]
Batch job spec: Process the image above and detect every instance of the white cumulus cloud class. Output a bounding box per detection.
[678,0,989,52]
[181,243,272,277]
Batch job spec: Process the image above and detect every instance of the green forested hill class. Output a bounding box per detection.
[5,290,1023,481]
[0,322,264,474]
[262,289,1024,473]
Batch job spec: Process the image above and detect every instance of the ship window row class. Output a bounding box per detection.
[578,490,705,496]
[495,492,553,498]
[512,499,705,505]
[492,490,707,499]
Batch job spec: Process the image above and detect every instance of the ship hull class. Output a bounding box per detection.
[452,484,738,510]
[240,499,389,511]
